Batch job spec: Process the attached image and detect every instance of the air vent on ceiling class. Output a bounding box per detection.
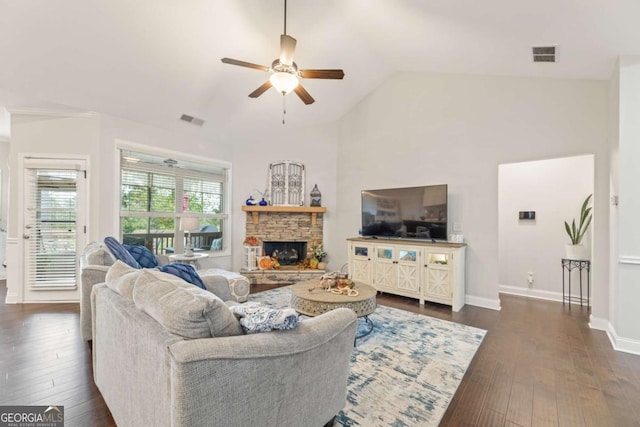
[532,46,556,63]
[180,114,205,127]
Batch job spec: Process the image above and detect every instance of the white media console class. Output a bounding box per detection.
[347,237,467,311]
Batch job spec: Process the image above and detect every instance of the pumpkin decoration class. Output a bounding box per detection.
[258,256,273,270]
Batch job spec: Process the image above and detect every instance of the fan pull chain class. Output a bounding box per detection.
[282,94,286,125]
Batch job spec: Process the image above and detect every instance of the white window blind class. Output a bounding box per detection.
[25,169,79,289]
[119,149,229,254]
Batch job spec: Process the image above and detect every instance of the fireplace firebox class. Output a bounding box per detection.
[263,241,307,266]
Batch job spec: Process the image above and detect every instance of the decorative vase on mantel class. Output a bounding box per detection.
[565,244,590,261]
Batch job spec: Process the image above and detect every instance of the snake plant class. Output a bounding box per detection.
[564,194,592,245]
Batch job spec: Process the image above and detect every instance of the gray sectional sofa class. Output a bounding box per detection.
[79,242,250,341]
[91,262,357,427]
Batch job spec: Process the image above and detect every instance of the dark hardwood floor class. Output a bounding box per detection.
[2,280,639,426]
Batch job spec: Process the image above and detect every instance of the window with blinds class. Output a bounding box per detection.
[119,150,229,255]
[25,169,80,289]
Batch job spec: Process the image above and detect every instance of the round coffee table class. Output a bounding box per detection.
[290,281,377,341]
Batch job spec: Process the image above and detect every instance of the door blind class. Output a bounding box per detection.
[25,169,79,289]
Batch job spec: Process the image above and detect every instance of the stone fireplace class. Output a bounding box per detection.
[240,206,326,284]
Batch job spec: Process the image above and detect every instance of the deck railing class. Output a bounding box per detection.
[122,231,222,255]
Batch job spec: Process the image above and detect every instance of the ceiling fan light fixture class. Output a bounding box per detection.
[270,72,299,94]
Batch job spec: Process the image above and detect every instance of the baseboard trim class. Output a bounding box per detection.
[609,334,640,355]
[588,314,609,331]
[498,284,564,303]
[597,320,640,355]
[465,295,501,311]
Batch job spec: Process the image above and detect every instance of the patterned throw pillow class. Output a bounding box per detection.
[157,263,206,289]
[123,244,158,268]
[230,302,299,334]
[104,237,141,269]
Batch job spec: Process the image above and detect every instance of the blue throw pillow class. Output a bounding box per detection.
[157,263,206,289]
[104,236,141,269]
[123,244,158,268]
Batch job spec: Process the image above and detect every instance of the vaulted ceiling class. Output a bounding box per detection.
[0,0,639,140]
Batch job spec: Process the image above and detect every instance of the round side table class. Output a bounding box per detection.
[168,252,209,269]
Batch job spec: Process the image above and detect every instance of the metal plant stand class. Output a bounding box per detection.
[562,258,591,308]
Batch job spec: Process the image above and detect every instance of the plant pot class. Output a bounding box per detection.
[565,244,590,261]
[317,262,326,270]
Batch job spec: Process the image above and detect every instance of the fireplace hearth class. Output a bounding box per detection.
[263,241,307,266]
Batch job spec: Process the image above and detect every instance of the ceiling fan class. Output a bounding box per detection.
[221,0,344,106]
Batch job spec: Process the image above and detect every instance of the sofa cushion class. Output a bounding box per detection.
[83,242,115,267]
[157,263,205,289]
[133,269,243,339]
[230,302,299,334]
[105,260,141,300]
[104,236,141,269]
[123,244,158,268]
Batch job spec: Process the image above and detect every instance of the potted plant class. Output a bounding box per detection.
[564,194,592,260]
[310,240,327,270]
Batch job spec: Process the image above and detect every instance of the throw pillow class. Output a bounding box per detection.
[123,244,158,268]
[230,302,299,334]
[83,243,115,266]
[133,269,243,338]
[105,260,141,300]
[104,236,141,269]
[157,263,206,289]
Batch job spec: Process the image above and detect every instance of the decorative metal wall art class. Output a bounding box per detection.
[268,160,305,206]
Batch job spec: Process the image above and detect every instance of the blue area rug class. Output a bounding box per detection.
[250,287,486,426]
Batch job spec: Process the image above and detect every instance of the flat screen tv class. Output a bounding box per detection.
[361,184,448,241]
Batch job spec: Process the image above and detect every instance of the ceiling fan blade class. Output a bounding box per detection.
[299,69,345,79]
[221,58,269,72]
[280,35,297,66]
[248,80,273,98]
[294,84,315,105]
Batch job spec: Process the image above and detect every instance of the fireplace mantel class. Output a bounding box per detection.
[241,206,327,225]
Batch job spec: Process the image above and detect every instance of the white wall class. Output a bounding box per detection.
[4,110,236,301]
[604,62,620,340]
[229,123,340,272]
[614,56,640,352]
[0,140,9,229]
[0,140,10,279]
[97,115,235,270]
[498,155,594,300]
[6,112,101,302]
[337,72,609,312]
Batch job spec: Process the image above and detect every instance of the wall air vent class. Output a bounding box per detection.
[532,46,556,63]
[180,114,205,127]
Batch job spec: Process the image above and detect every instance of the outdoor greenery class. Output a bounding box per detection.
[121,171,222,234]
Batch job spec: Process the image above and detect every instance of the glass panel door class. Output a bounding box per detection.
[21,157,87,302]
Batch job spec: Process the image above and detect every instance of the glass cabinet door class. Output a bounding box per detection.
[376,247,395,260]
[427,253,449,265]
[398,249,417,263]
[353,245,369,257]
